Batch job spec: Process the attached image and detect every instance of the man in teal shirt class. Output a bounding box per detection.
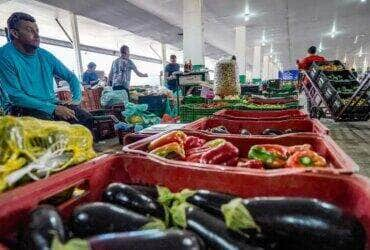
[0,12,93,130]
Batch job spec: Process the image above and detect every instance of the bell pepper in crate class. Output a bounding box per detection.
[148,131,187,151]
[248,145,286,169]
[237,158,264,169]
[287,144,312,156]
[149,142,186,160]
[200,142,239,165]
[185,139,226,163]
[286,150,326,168]
[184,136,206,151]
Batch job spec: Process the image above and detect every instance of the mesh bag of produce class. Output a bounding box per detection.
[0,116,96,192]
[214,58,241,98]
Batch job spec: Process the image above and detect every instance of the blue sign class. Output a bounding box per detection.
[279,70,299,81]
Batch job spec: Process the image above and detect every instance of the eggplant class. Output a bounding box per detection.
[129,184,159,199]
[241,129,251,136]
[172,203,261,250]
[187,191,366,250]
[210,126,230,134]
[88,229,205,250]
[70,202,165,238]
[103,183,165,219]
[187,189,234,218]
[261,128,283,136]
[20,205,65,250]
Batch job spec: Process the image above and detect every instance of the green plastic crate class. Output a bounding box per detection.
[180,104,226,122]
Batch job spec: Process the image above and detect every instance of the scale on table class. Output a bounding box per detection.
[173,70,212,115]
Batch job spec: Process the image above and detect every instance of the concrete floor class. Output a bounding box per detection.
[94,120,370,177]
[321,119,370,177]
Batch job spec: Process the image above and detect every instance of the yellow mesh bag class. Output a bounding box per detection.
[0,116,96,192]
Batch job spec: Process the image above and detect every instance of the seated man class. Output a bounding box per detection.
[0,84,11,115]
[0,12,93,131]
[296,46,326,70]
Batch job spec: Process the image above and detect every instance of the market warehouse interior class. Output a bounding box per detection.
[0,0,370,249]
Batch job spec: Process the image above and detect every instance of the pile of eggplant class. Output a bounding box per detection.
[18,184,366,250]
[208,126,296,136]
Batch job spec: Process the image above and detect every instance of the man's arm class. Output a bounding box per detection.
[0,57,56,114]
[131,60,148,77]
[51,54,82,104]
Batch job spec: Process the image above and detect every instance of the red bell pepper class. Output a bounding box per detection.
[286,150,326,168]
[237,158,264,169]
[200,142,239,165]
[148,131,187,151]
[287,144,312,156]
[248,145,286,169]
[221,157,239,167]
[256,144,288,159]
[185,138,228,163]
[184,136,206,151]
[149,142,186,160]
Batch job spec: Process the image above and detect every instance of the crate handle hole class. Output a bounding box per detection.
[38,180,89,207]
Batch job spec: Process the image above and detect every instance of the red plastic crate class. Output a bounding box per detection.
[123,130,359,175]
[0,153,369,249]
[184,117,329,135]
[214,109,309,121]
[56,90,72,102]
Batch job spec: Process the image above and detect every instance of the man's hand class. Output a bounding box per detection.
[54,105,77,121]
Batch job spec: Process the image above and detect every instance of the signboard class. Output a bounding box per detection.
[278,70,299,81]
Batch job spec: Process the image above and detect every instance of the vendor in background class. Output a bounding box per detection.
[164,54,180,91]
[0,12,93,131]
[296,46,326,70]
[108,45,148,100]
[82,62,99,87]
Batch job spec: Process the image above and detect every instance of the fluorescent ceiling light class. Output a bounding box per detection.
[354,35,358,44]
[330,21,337,38]
[361,0,366,3]
[244,0,251,21]
[352,59,356,69]
[343,53,347,63]
[358,46,363,57]
[270,43,274,54]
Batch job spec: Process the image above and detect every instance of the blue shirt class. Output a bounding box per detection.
[109,58,137,89]
[0,42,82,115]
[165,63,180,90]
[82,70,98,86]
[0,84,11,114]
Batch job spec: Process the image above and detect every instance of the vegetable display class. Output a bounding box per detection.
[214,58,241,98]
[0,116,96,193]
[148,131,327,169]
[20,185,364,250]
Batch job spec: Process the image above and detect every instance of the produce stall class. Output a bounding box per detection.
[301,60,370,121]
[0,154,368,250]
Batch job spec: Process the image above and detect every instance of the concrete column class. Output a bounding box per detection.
[183,0,204,70]
[262,55,269,80]
[69,12,83,80]
[234,26,246,83]
[268,62,278,79]
[252,45,261,79]
[161,43,167,86]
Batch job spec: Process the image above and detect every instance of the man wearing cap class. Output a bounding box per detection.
[83,62,99,87]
